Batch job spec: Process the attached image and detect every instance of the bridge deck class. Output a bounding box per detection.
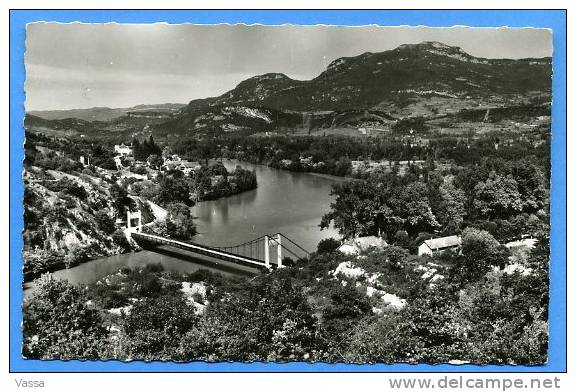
[132,232,271,270]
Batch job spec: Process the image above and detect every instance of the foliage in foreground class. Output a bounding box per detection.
[23,233,549,364]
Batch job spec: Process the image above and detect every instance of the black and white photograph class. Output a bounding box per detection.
[21,23,552,365]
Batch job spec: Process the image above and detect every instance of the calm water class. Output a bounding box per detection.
[192,160,342,251]
[24,161,342,296]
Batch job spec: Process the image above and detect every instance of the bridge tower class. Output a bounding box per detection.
[276,233,283,268]
[264,235,270,267]
[127,210,142,233]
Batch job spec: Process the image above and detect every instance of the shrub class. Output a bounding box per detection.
[317,238,341,254]
[95,210,116,235]
[23,277,107,359]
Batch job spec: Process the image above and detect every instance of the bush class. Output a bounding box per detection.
[136,272,162,297]
[165,202,197,240]
[130,166,148,175]
[112,230,131,251]
[23,277,107,359]
[144,263,164,273]
[64,244,89,268]
[317,238,340,254]
[95,210,116,235]
[123,295,198,360]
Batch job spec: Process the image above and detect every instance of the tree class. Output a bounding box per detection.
[509,158,548,213]
[393,182,440,236]
[132,138,142,160]
[399,288,463,363]
[155,176,191,206]
[165,202,197,240]
[319,282,372,343]
[473,171,523,219]
[345,313,423,363]
[109,183,132,216]
[230,167,257,192]
[456,269,548,364]
[455,227,511,283]
[454,164,490,215]
[321,180,398,239]
[54,178,88,200]
[23,277,106,359]
[123,295,198,360]
[112,229,131,251]
[178,273,317,361]
[437,180,467,232]
[133,136,161,161]
[317,238,341,254]
[146,154,162,170]
[95,210,116,235]
[393,230,411,250]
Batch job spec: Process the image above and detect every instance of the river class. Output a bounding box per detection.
[24,161,343,297]
[192,160,342,251]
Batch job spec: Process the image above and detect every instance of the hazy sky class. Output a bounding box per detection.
[25,23,552,111]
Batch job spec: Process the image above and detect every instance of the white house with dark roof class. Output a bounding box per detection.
[175,160,202,175]
[418,235,462,256]
[114,144,133,157]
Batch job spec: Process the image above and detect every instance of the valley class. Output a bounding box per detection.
[22,40,552,365]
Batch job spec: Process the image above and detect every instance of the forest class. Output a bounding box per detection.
[168,131,549,177]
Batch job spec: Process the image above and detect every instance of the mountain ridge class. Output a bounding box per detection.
[181,41,551,114]
[29,103,186,122]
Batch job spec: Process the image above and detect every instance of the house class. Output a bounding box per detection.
[338,236,388,255]
[114,144,133,157]
[418,235,462,256]
[505,237,537,251]
[176,160,202,175]
[163,154,182,166]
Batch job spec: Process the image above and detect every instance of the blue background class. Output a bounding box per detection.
[9,9,567,373]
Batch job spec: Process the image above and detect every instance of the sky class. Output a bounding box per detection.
[25,23,552,111]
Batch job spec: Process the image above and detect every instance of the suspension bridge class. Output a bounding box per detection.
[130,231,310,272]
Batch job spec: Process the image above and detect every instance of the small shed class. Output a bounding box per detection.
[418,235,462,256]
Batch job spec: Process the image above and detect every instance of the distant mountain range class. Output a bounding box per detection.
[26,42,551,138]
[184,41,550,112]
[29,103,186,122]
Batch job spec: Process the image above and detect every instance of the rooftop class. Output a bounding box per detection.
[422,235,462,250]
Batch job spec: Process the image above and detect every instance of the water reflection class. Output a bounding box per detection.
[24,246,259,300]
